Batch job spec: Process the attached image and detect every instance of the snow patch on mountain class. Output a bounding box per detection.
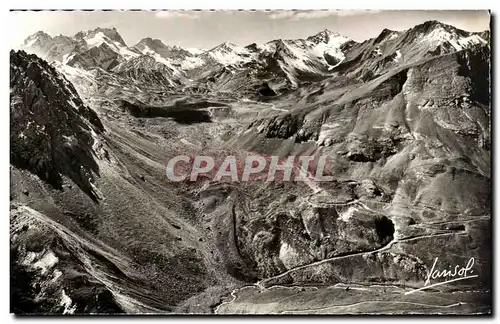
[307,29,351,64]
[394,50,402,62]
[181,56,206,70]
[206,42,255,66]
[388,33,399,40]
[83,32,139,59]
[426,25,487,51]
[186,48,206,55]
[60,289,77,314]
[62,53,76,64]
[54,62,98,98]
[138,45,181,75]
[24,37,40,48]
[281,41,317,71]
[22,31,52,48]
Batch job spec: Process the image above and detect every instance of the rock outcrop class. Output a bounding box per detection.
[10,50,104,200]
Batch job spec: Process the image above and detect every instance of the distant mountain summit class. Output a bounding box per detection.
[18,21,489,95]
[402,20,488,52]
[22,31,52,48]
[74,27,127,46]
[21,31,83,62]
[307,29,349,45]
[134,37,194,64]
[332,20,488,82]
[21,27,139,65]
[134,37,169,52]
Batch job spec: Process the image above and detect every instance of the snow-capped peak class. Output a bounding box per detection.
[422,23,487,51]
[75,28,139,59]
[204,42,254,66]
[134,39,196,69]
[74,27,127,47]
[374,28,401,43]
[307,29,349,45]
[134,44,182,75]
[134,37,168,52]
[22,31,52,48]
[208,42,239,53]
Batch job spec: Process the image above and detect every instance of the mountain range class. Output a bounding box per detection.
[11,19,491,315]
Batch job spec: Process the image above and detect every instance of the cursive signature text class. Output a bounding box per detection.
[405,257,478,295]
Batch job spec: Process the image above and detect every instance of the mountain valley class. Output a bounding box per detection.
[10,19,491,315]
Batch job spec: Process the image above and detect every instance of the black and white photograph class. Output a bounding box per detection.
[9,9,492,315]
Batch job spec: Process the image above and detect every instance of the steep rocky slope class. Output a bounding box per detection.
[10,50,104,200]
[111,55,184,88]
[10,49,243,314]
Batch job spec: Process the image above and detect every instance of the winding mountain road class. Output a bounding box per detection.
[213,195,489,314]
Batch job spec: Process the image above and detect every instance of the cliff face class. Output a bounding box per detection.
[10,50,104,200]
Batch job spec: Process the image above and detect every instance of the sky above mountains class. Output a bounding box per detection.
[10,10,490,49]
